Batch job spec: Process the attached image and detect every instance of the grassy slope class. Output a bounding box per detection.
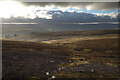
[2,38,119,79]
[54,38,118,78]
[2,40,70,79]
[2,30,119,79]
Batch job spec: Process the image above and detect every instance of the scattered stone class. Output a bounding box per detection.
[68,59,74,63]
[46,72,49,75]
[51,75,55,79]
[61,67,64,69]
[76,62,79,65]
[91,69,94,73]
[58,68,62,71]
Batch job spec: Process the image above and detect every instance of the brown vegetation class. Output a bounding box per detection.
[2,30,119,79]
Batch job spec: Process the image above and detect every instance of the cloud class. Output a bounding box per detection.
[35,11,52,19]
[23,2,118,11]
[0,1,118,19]
[0,1,52,19]
[2,11,118,24]
[94,12,118,18]
[27,10,52,19]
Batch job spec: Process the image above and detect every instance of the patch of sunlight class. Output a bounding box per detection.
[41,41,52,44]
[70,57,85,60]
[31,76,40,79]
[69,61,89,67]
[59,57,89,68]
[106,63,118,67]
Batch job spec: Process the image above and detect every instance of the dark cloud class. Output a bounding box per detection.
[2,11,118,23]
[2,11,118,35]
[22,2,118,10]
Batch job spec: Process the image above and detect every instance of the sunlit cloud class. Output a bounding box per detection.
[0,1,53,19]
[94,12,118,18]
[0,1,118,20]
[36,11,52,19]
[0,1,25,18]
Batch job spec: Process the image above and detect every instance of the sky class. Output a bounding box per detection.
[0,1,119,35]
[0,1,118,20]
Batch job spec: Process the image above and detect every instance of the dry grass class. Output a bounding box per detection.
[2,30,119,79]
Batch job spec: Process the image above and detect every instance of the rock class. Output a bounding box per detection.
[51,76,55,79]
[91,69,94,73]
[58,68,62,71]
[61,67,64,69]
[46,72,49,75]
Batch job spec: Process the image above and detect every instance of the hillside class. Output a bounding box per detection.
[2,36,119,79]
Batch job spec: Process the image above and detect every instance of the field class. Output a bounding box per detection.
[2,30,119,79]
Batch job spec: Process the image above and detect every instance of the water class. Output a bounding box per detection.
[2,23,118,36]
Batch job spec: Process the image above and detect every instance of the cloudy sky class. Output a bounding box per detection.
[0,1,119,35]
[0,1,118,20]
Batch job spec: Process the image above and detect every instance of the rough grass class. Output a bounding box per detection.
[53,38,118,78]
[2,33,119,79]
[2,40,70,79]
